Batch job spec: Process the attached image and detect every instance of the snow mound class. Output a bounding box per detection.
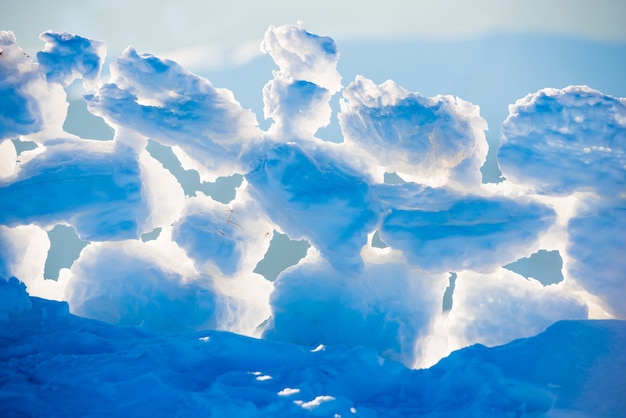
[1,296,623,417]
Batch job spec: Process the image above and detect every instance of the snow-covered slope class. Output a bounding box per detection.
[2,286,624,417]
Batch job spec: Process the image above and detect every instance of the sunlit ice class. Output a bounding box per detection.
[1,19,625,417]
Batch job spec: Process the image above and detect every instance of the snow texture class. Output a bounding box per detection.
[1,294,624,417]
[261,23,340,139]
[0,23,625,416]
[85,47,261,180]
[264,251,446,366]
[65,240,224,333]
[36,32,106,90]
[172,190,272,278]
[567,198,626,318]
[0,140,148,241]
[374,183,556,272]
[261,22,341,94]
[243,141,378,274]
[339,75,489,187]
[499,85,626,196]
[0,31,67,142]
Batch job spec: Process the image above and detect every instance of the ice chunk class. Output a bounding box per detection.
[243,141,378,273]
[172,190,272,278]
[375,183,556,272]
[264,252,447,366]
[0,139,148,241]
[36,32,106,90]
[65,240,224,333]
[339,75,488,188]
[138,149,185,232]
[499,86,626,196]
[85,47,261,180]
[261,23,341,139]
[261,22,341,93]
[567,198,626,318]
[0,31,67,141]
[263,78,333,138]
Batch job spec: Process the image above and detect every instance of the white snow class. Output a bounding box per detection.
[36,31,106,91]
[261,23,341,140]
[85,46,262,181]
[0,23,624,417]
[339,75,489,188]
[1,291,624,416]
[499,85,626,197]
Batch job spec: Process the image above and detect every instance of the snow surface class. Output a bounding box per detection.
[1,290,624,417]
[1,22,625,416]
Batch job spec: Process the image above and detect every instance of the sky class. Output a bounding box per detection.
[4,0,626,59]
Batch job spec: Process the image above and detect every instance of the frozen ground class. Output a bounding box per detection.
[1,285,625,417]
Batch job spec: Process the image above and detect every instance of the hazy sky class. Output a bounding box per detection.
[4,0,626,58]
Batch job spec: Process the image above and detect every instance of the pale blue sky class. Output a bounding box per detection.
[4,0,626,60]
